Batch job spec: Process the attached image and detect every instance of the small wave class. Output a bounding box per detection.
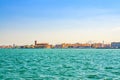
[86,74,101,79]
[105,67,114,69]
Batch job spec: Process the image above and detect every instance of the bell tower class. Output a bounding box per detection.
[35,40,37,45]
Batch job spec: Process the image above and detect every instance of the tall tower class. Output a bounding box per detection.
[102,41,104,48]
[35,40,37,45]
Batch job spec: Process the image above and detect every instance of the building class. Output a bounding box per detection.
[34,41,51,48]
[103,44,111,48]
[0,45,12,48]
[111,42,120,48]
[80,43,91,48]
[54,43,91,48]
[91,43,102,48]
[54,44,63,48]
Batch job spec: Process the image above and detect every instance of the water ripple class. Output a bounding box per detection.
[0,49,120,80]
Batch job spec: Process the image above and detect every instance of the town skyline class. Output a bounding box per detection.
[0,40,117,46]
[1,0,120,45]
[1,40,120,49]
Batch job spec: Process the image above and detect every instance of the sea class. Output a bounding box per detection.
[0,49,120,80]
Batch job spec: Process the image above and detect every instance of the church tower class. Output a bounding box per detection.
[35,40,37,45]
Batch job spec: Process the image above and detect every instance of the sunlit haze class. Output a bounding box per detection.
[0,0,120,45]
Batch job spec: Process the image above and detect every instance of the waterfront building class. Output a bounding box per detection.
[111,42,120,48]
[68,43,91,48]
[80,43,91,48]
[22,45,35,48]
[34,41,51,48]
[61,43,72,48]
[54,44,63,48]
[0,45,12,48]
[55,43,91,48]
[13,44,16,48]
[103,44,111,48]
[91,43,102,48]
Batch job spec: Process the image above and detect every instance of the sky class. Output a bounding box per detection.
[0,0,120,45]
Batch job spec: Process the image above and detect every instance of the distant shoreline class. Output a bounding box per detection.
[0,48,120,49]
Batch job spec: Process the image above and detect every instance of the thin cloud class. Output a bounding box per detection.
[111,27,120,31]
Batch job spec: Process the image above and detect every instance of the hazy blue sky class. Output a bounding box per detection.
[0,0,120,45]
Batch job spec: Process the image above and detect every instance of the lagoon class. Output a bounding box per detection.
[0,49,120,80]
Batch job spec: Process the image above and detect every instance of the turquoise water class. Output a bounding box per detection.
[0,49,120,80]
